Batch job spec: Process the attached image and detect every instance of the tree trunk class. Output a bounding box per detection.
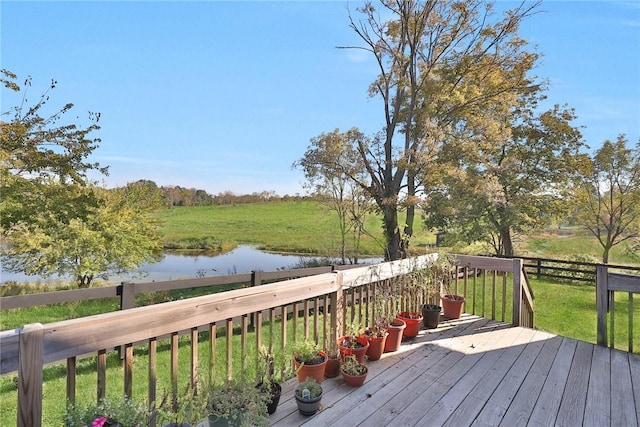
[501,228,514,257]
[383,207,401,261]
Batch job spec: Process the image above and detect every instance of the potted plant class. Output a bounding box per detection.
[256,345,282,415]
[337,322,369,363]
[340,355,369,387]
[435,253,464,319]
[384,317,406,352]
[293,339,327,384]
[422,303,442,329]
[207,380,269,427]
[157,383,209,427]
[396,310,423,338]
[324,344,341,378]
[294,377,323,416]
[361,316,389,361]
[64,396,151,427]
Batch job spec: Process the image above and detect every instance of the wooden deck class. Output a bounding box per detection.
[269,315,640,427]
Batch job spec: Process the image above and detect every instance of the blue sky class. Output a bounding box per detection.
[2,1,639,196]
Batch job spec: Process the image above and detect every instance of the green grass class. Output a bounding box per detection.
[154,200,435,256]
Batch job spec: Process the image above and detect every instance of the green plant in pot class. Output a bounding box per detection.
[361,315,389,361]
[435,253,464,319]
[256,345,282,415]
[293,339,327,383]
[157,382,209,427]
[340,354,369,387]
[294,377,323,416]
[338,322,369,363]
[207,380,269,427]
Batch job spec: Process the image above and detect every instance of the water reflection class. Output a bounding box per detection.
[1,245,383,284]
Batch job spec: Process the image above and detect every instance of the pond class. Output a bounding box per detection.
[0,246,384,284]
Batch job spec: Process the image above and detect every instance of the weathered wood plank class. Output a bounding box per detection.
[584,344,611,426]
[555,339,593,426]
[442,327,537,427]
[498,335,564,426]
[527,337,577,426]
[610,349,638,426]
[470,330,550,426]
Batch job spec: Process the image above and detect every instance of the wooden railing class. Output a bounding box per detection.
[0,254,532,426]
[0,265,363,311]
[596,266,640,352]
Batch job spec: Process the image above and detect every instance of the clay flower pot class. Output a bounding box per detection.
[324,355,341,378]
[441,295,465,319]
[294,351,327,384]
[338,335,369,363]
[384,318,406,353]
[397,311,423,338]
[341,364,368,387]
[362,328,388,361]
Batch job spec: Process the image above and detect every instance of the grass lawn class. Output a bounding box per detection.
[154,200,436,256]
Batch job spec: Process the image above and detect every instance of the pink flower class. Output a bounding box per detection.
[92,416,107,427]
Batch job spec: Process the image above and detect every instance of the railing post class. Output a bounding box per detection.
[330,272,344,344]
[119,282,136,360]
[512,258,523,326]
[17,323,43,427]
[250,271,262,330]
[596,265,608,346]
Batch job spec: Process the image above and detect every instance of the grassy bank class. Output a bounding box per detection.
[154,200,436,256]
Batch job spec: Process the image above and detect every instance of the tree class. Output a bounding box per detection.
[424,104,585,256]
[1,69,107,231]
[294,128,373,264]
[2,186,163,287]
[574,135,640,263]
[1,70,162,286]
[342,0,541,260]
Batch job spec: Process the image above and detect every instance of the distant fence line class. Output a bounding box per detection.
[500,255,640,283]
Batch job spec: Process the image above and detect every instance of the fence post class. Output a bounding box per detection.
[512,258,523,326]
[536,259,542,280]
[596,265,608,346]
[120,282,136,311]
[17,323,43,427]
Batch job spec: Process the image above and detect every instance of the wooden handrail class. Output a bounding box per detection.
[596,266,640,351]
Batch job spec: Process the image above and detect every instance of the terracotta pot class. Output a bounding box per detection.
[397,311,423,338]
[441,295,465,319]
[422,304,441,329]
[338,335,369,363]
[362,329,388,361]
[294,351,327,383]
[324,356,341,378]
[341,365,368,387]
[384,318,406,353]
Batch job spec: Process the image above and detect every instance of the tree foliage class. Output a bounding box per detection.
[1,70,161,286]
[294,128,374,264]
[343,0,542,260]
[424,103,585,256]
[573,135,640,263]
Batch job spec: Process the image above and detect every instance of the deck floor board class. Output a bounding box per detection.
[267,315,639,427]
